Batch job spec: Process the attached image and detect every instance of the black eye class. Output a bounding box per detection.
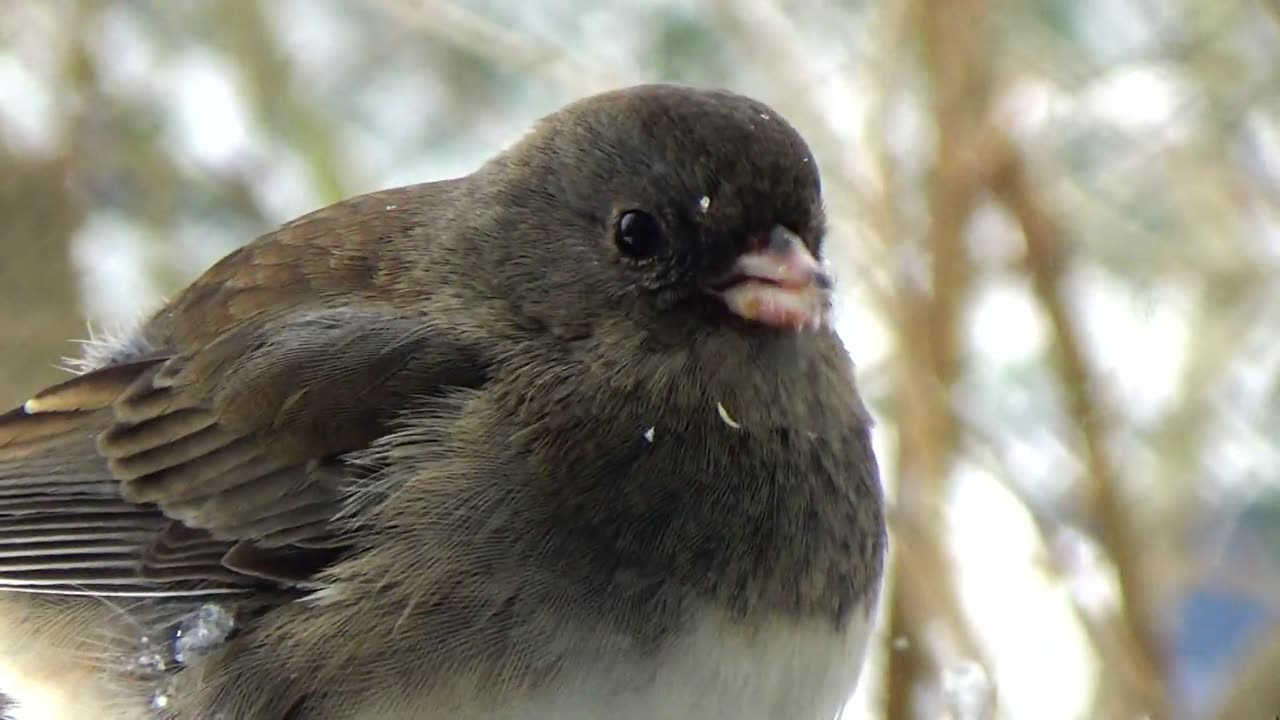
[615,210,665,259]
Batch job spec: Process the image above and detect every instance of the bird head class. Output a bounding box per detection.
[468,84,833,344]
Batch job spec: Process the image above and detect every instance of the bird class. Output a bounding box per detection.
[0,84,885,720]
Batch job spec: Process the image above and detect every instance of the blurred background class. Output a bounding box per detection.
[1,0,1278,718]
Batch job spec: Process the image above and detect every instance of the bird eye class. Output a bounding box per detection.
[615,210,665,260]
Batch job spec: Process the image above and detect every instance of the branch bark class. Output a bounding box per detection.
[0,153,84,408]
[884,2,1002,717]
[990,133,1172,720]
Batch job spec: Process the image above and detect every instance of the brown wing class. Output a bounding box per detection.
[0,309,489,597]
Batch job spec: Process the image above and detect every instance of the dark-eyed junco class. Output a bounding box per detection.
[0,84,885,719]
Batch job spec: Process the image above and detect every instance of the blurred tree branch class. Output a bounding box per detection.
[214,0,352,204]
[0,5,98,407]
[882,0,1208,716]
[0,153,83,408]
[991,133,1172,720]
[1202,4,1280,718]
[363,0,629,92]
[883,1,999,717]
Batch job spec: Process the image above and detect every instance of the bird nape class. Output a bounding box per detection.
[0,84,885,720]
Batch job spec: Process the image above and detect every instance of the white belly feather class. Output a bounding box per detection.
[356,603,875,720]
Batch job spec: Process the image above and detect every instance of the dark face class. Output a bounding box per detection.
[472,85,832,342]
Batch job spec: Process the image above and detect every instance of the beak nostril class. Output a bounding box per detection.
[766,226,796,253]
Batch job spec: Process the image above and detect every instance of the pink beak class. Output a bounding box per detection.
[712,226,830,330]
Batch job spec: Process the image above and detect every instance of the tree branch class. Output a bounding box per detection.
[990,132,1173,720]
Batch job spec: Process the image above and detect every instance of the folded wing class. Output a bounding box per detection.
[0,309,489,597]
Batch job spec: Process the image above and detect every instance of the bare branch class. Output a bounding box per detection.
[362,0,632,93]
[990,132,1173,720]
